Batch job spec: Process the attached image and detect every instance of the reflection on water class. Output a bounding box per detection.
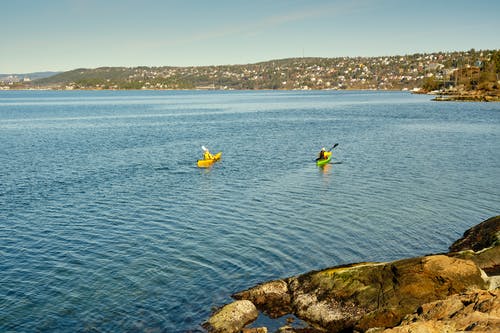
[319,163,332,172]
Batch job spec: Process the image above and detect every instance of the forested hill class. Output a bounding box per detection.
[8,49,500,92]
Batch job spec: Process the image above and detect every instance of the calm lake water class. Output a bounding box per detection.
[1,90,499,332]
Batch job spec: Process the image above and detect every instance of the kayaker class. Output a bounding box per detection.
[202,146,214,160]
[316,147,327,161]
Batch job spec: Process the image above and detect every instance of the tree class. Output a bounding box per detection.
[478,51,500,90]
[491,50,500,75]
[422,76,441,91]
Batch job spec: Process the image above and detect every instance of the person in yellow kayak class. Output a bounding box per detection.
[202,146,214,160]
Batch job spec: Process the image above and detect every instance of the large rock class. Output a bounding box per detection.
[449,215,500,252]
[377,289,500,332]
[232,280,292,317]
[203,300,258,333]
[293,255,486,332]
[449,245,500,277]
[234,255,487,332]
[448,216,500,277]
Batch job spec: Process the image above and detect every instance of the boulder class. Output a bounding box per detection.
[232,279,292,318]
[203,300,258,333]
[449,215,500,252]
[288,255,486,332]
[449,245,500,277]
[378,289,500,332]
[447,215,500,277]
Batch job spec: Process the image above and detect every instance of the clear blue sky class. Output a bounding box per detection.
[2,0,500,73]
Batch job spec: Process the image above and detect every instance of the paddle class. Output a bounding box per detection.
[315,143,339,161]
[328,143,339,151]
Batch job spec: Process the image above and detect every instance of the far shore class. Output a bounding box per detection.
[2,87,500,102]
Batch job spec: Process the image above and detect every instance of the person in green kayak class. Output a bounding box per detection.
[316,147,327,161]
[202,146,214,160]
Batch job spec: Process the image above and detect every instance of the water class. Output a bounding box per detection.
[1,90,499,332]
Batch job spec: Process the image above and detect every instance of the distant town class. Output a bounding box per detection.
[1,49,499,100]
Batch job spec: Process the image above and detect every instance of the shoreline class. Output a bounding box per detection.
[422,88,500,102]
[433,94,500,102]
[2,87,499,102]
[204,216,500,333]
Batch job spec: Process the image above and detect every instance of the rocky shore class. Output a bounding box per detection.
[431,89,500,102]
[203,216,500,333]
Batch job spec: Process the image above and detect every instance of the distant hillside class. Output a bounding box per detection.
[4,49,499,93]
[35,67,153,87]
[0,71,61,81]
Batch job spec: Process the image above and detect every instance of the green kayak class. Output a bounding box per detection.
[316,151,332,166]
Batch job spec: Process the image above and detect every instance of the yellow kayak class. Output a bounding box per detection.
[197,152,222,168]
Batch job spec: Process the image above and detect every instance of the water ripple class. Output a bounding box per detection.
[1,90,499,332]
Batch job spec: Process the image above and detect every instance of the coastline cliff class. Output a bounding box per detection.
[203,216,500,333]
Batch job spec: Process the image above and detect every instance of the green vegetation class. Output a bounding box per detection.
[478,50,500,90]
[422,77,441,91]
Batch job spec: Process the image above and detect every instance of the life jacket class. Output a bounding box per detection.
[204,151,214,160]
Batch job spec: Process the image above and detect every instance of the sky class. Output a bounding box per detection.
[1,0,500,73]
